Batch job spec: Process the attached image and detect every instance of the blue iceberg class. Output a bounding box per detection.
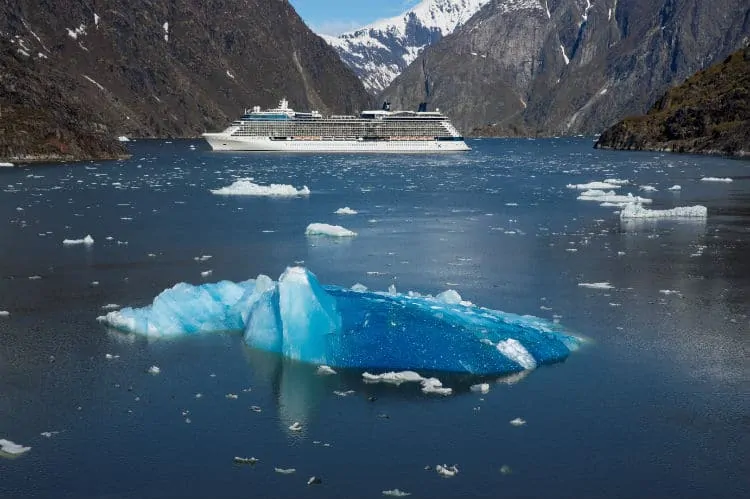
[98,267,580,375]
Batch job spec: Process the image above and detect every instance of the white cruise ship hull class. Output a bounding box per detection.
[203,134,470,153]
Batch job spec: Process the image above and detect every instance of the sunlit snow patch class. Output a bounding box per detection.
[98,267,580,376]
[210,178,310,196]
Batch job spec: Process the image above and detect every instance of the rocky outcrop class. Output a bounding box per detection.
[322,0,490,94]
[595,46,750,157]
[1,0,372,162]
[381,0,750,136]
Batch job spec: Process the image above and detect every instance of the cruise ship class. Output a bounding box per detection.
[203,99,469,152]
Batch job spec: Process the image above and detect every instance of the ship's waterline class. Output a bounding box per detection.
[203,98,470,152]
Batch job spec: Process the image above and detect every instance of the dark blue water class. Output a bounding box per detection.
[1,139,748,498]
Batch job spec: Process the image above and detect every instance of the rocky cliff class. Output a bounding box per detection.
[381,0,750,136]
[1,0,372,162]
[595,46,750,157]
[322,0,490,94]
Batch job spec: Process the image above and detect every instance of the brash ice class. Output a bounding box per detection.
[98,267,580,375]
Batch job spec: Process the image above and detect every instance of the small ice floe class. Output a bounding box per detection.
[382,489,412,497]
[233,456,259,465]
[62,235,94,245]
[40,431,60,438]
[363,371,452,395]
[0,439,31,457]
[117,136,130,142]
[620,203,707,219]
[701,177,732,183]
[104,353,119,360]
[0,311,9,318]
[334,390,355,397]
[334,207,358,215]
[147,365,161,375]
[351,283,368,292]
[225,393,238,400]
[28,275,42,280]
[470,383,490,394]
[668,185,682,191]
[250,406,262,413]
[436,464,459,477]
[659,289,680,296]
[499,465,513,475]
[578,282,614,290]
[274,467,296,474]
[288,422,302,432]
[305,223,357,237]
[577,190,651,205]
[566,181,622,190]
[0,162,15,167]
[194,255,212,262]
[639,185,658,192]
[101,304,120,311]
[307,476,322,485]
[316,365,337,376]
[210,179,310,196]
[509,417,527,426]
[200,270,213,278]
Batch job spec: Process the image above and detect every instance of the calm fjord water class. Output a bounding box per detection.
[0,139,748,498]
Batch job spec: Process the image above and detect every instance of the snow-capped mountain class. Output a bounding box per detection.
[321,0,491,94]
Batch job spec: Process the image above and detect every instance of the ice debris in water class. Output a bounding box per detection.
[470,383,490,394]
[620,203,707,219]
[316,365,337,375]
[305,223,357,237]
[509,417,526,426]
[275,467,296,474]
[566,181,623,190]
[700,177,732,183]
[233,456,259,465]
[147,365,161,375]
[98,267,580,376]
[383,489,412,497]
[210,178,310,196]
[577,190,652,206]
[668,185,682,191]
[578,282,614,290]
[288,422,302,432]
[62,235,94,245]
[436,464,459,477]
[0,311,9,318]
[335,206,358,215]
[0,439,31,457]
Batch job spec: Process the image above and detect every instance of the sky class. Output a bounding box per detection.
[289,0,421,35]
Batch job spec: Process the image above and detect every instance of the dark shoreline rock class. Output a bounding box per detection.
[594,46,750,158]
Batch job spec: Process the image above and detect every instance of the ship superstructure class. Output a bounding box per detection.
[203,99,469,152]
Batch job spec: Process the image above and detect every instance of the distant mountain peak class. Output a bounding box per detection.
[322,0,491,94]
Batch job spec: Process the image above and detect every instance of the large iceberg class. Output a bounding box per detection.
[98,267,580,375]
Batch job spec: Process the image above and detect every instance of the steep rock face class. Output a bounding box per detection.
[322,0,491,94]
[381,0,750,135]
[0,0,372,160]
[595,46,750,157]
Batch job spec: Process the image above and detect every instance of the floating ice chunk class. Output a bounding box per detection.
[0,439,31,457]
[334,390,355,397]
[101,304,120,311]
[225,393,238,399]
[275,467,296,474]
[63,235,94,245]
[577,190,652,205]
[496,339,537,370]
[566,181,621,190]
[288,422,302,431]
[383,489,412,497]
[421,377,452,396]
[362,371,425,385]
[639,185,658,192]
[40,431,59,438]
[233,456,259,465]
[659,289,680,295]
[701,177,732,183]
[470,383,490,394]
[620,203,707,219]
[201,270,213,278]
[0,311,9,317]
[194,255,212,262]
[436,289,462,305]
[509,417,526,426]
[147,365,160,375]
[307,476,322,485]
[117,136,130,142]
[104,353,119,360]
[316,365,337,375]
[668,185,681,191]
[335,207,358,215]
[305,223,357,237]
[211,179,310,196]
[578,282,614,290]
[604,179,629,185]
[0,162,14,167]
[436,464,459,477]
[350,283,368,292]
[100,267,580,376]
